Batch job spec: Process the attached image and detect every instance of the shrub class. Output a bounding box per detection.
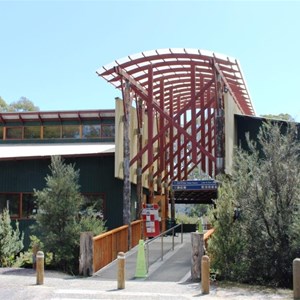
[208,122,300,287]
[0,209,24,266]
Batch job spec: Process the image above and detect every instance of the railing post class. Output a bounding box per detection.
[172,229,174,250]
[294,258,300,299]
[201,255,210,294]
[161,235,164,260]
[181,223,183,244]
[146,243,149,271]
[117,252,125,289]
[36,251,44,285]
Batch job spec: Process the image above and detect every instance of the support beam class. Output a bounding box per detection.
[214,69,225,175]
[123,79,132,249]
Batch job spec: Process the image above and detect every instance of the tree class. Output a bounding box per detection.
[0,209,24,266]
[34,156,105,273]
[208,121,300,287]
[0,96,39,112]
[260,113,294,122]
[8,97,39,112]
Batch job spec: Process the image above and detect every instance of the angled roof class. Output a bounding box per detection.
[0,143,115,160]
[97,48,255,116]
[0,110,115,124]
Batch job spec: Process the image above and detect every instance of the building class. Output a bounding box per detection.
[0,109,139,248]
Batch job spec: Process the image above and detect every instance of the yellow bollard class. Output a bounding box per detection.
[36,251,44,285]
[201,255,210,294]
[293,258,300,300]
[117,252,125,289]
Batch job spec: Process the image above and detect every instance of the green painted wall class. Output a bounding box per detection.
[0,155,138,250]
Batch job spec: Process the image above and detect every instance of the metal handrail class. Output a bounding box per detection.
[144,223,183,271]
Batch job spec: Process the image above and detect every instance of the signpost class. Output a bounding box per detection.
[171,180,218,191]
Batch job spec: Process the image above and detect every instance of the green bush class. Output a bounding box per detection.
[33,156,106,274]
[0,209,24,267]
[208,122,300,288]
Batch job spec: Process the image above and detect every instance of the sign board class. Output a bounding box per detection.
[141,203,160,237]
[171,180,218,191]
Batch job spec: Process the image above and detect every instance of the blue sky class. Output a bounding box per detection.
[1,0,299,120]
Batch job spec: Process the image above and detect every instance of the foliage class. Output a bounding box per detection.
[79,206,106,236]
[208,122,300,287]
[189,204,209,217]
[0,209,24,267]
[175,212,199,224]
[33,156,106,273]
[208,177,249,281]
[0,96,39,112]
[260,113,294,122]
[13,235,53,268]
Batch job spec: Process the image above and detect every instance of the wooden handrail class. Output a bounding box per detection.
[203,228,215,250]
[204,228,215,240]
[93,220,143,273]
[93,225,128,242]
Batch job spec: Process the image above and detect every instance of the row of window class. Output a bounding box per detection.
[0,193,105,220]
[0,124,115,140]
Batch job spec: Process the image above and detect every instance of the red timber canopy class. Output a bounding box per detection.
[97,48,255,189]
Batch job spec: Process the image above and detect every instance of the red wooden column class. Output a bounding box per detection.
[200,75,206,173]
[158,79,165,195]
[190,64,197,164]
[176,96,182,181]
[169,87,174,180]
[147,66,154,203]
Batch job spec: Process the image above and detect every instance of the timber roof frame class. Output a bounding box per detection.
[97,48,255,116]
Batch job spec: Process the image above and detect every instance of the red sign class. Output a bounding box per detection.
[142,203,160,237]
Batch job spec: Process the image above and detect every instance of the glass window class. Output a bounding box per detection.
[22,194,37,219]
[24,126,40,139]
[102,125,115,138]
[81,194,104,219]
[0,127,3,140]
[6,127,23,139]
[44,125,61,139]
[62,125,80,138]
[82,125,101,138]
[0,194,19,218]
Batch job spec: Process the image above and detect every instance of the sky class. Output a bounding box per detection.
[1,0,300,120]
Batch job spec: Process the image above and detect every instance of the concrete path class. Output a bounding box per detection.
[94,233,191,282]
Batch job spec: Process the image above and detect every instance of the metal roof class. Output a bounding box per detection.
[0,143,115,160]
[97,48,255,116]
[0,109,115,124]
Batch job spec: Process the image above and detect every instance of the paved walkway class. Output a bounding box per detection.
[94,232,191,282]
[0,233,294,299]
[0,267,293,300]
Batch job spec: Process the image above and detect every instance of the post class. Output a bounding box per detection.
[123,79,132,250]
[293,258,300,299]
[79,232,94,276]
[191,232,204,281]
[36,251,44,285]
[117,252,125,289]
[201,255,210,294]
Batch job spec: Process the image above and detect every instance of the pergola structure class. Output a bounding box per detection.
[97,48,255,221]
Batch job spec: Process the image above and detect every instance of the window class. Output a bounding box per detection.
[102,124,115,138]
[0,127,3,139]
[81,194,105,219]
[22,194,37,219]
[0,194,19,218]
[62,125,80,138]
[44,125,61,139]
[6,127,23,139]
[82,125,101,138]
[24,126,40,139]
